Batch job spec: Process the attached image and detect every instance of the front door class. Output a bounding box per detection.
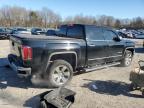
[103,29,124,62]
[86,26,109,66]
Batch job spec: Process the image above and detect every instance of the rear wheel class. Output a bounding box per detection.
[45,60,73,87]
[121,50,133,67]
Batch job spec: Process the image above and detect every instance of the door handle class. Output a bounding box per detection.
[89,44,95,47]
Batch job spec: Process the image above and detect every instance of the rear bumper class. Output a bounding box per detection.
[8,55,31,77]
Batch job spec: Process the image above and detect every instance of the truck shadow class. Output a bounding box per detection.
[82,79,144,98]
[0,58,50,108]
[23,94,41,108]
[135,48,144,53]
[0,58,35,89]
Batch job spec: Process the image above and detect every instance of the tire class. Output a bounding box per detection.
[120,50,133,67]
[39,100,47,108]
[45,60,73,88]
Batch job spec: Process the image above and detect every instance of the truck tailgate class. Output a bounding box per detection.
[8,36,32,77]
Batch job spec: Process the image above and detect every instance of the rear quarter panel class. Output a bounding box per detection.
[21,38,86,74]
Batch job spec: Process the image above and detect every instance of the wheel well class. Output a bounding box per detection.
[50,53,77,71]
[126,48,134,56]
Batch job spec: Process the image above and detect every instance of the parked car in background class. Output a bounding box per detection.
[135,34,144,39]
[8,24,135,87]
[127,31,134,38]
[118,29,144,39]
[45,29,57,36]
[0,27,10,39]
[138,29,144,34]
[11,28,31,34]
[117,31,129,38]
[31,28,45,35]
[118,31,135,39]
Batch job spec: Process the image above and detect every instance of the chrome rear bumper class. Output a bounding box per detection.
[8,58,31,78]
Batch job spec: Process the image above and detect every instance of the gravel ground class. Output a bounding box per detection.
[0,40,144,108]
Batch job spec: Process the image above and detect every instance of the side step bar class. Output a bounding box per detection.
[84,62,120,72]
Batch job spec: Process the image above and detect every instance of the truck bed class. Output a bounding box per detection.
[11,34,76,40]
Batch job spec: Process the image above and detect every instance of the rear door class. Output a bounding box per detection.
[86,26,109,66]
[103,29,124,62]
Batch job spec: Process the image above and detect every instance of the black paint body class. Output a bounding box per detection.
[8,24,135,76]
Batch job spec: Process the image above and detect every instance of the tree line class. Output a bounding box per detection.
[0,6,144,29]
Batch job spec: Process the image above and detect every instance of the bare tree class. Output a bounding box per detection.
[64,14,97,25]
[40,7,61,28]
[0,6,12,27]
[115,19,121,28]
[0,5,144,29]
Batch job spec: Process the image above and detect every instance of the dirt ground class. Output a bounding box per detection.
[0,40,144,108]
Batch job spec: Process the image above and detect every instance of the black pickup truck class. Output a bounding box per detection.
[8,24,135,87]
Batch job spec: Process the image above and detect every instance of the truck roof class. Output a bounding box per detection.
[61,24,112,29]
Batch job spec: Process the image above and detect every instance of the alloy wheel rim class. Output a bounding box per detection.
[125,53,132,65]
[52,65,70,85]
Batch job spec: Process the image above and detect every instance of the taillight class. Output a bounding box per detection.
[21,46,32,61]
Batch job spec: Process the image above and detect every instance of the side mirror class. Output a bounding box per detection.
[113,36,122,41]
[118,36,122,40]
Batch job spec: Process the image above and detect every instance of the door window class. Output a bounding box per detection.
[86,26,105,40]
[104,30,118,40]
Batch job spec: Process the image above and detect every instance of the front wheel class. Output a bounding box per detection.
[45,60,73,88]
[120,50,133,67]
[39,100,47,108]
